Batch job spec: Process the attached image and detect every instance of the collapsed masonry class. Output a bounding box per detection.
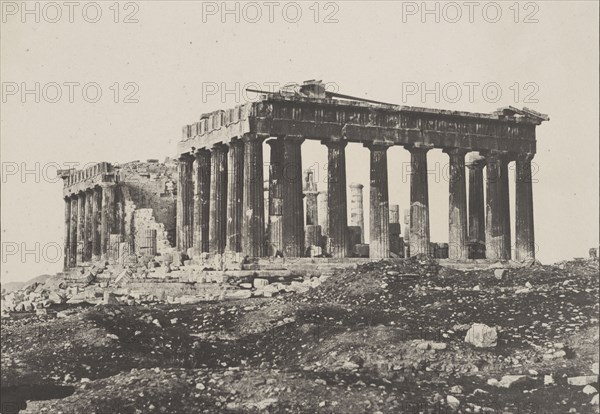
[60,159,177,268]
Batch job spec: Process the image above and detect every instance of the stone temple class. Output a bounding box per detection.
[61,80,548,269]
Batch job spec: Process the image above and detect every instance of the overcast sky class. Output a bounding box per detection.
[1,1,598,283]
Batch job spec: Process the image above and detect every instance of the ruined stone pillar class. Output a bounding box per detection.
[485,152,511,260]
[515,153,535,262]
[76,192,86,264]
[444,148,468,260]
[69,196,78,266]
[466,156,486,246]
[63,197,71,268]
[209,144,228,254]
[242,134,266,257]
[324,139,349,258]
[100,185,116,256]
[267,138,283,255]
[226,139,244,253]
[91,187,102,260]
[281,135,305,257]
[84,190,93,261]
[176,154,194,254]
[349,183,365,243]
[366,142,391,259]
[408,146,431,257]
[193,149,211,253]
[304,171,319,226]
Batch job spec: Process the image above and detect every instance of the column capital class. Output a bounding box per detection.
[480,150,512,162]
[178,152,195,162]
[211,142,229,153]
[516,152,535,163]
[405,144,432,154]
[442,147,469,157]
[322,137,348,148]
[242,132,269,143]
[194,147,211,158]
[280,134,305,145]
[364,141,393,151]
[466,153,486,169]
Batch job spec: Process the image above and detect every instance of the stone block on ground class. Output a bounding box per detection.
[464,323,498,348]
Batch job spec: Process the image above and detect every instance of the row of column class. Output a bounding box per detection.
[63,185,117,267]
[177,137,535,261]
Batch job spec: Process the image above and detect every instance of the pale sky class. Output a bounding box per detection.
[1,1,598,283]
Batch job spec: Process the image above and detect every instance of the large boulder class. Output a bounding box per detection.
[464,323,498,348]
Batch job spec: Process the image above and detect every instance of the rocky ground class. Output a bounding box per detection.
[1,257,598,413]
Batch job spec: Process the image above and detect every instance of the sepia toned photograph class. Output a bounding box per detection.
[1,1,598,413]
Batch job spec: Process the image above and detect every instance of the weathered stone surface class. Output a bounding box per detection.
[567,376,597,386]
[464,323,497,348]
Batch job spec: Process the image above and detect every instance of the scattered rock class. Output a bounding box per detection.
[582,385,597,395]
[567,376,597,386]
[464,323,498,348]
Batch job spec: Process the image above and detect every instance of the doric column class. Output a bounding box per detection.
[366,142,391,259]
[281,135,305,257]
[209,144,228,254]
[101,184,116,256]
[466,156,486,245]
[485,151,511,260]
[226,139,244,253]
[408,146,431,257]
[69,197,78,266]
[84,190,93,261]
[63,197,71,269]
[242,134,266,257]
[349,183,365,243]
[176,154,194,254]
[444,148,468,260]
[91,187,102,260]
[515,153,535,262]
[76,192,86,264]
[267,138,283,255]
[193,149,211,253]
[324,139,349,258]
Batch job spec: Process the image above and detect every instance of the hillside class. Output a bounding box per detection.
[1,258,598,413]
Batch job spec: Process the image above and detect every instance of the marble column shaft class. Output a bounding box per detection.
[84,190,93,261]
[92,187,102,260]
[193,150,211,253]
[409,146,431,257]
[267,139,284,254]
[101,185,116,256]
[325,139,349,258]
[226,139,244,253]
[445,148,468,260]
[242,134,266,257]
[64,197,71,268]
[281,136,305,257]
[467,158,486,244]
[515,153,535,261]
[485,152,511,260]
[367,143,390,259]
[209,144,228,254]
[177,154,194,254]
[76,193,86,264]
[69,197,78,266]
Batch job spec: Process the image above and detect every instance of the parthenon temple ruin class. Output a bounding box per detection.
[61,80,548,269]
